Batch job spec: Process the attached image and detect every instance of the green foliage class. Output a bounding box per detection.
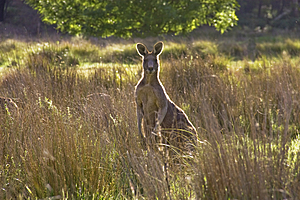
[25,0,239,37]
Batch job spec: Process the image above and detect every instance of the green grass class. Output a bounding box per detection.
[1,29,300,199]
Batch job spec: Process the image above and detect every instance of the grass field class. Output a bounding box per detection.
[1,28,300,199]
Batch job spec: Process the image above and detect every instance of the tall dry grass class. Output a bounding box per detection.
[0,39,300,199]
[161,56,300,199]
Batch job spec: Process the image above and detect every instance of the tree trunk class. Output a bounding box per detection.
[0,0,6,22]
[292,0,298,17]
[279,0,286,14]
[258,0,263,18]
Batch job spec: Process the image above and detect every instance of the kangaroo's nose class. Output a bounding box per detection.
[148,60,154,72]
[148,66,153,71]
[148,60,153,71]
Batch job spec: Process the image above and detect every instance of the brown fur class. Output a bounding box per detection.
[135,41,196,153]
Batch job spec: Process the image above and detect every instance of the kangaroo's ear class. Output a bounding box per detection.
[153,41,164,56]
[136,43,148,57]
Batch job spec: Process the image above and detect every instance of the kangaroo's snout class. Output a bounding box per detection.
[147,60,154,72]
[147,67,154,73]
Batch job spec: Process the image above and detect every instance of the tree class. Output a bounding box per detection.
[0,0,6,22]
[292,0,299,17]
[25,0,239,38]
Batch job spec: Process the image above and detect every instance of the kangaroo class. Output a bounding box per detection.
[134,41,196,153]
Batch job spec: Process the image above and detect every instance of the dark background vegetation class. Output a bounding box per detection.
[1,0,300,199]
[0,0,300,37]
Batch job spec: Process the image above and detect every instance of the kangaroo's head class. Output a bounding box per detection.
[136,41,164,75]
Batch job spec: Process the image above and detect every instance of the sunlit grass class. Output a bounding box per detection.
[1,30,300,199]
[77,62,139,79]
[192,40,218,56]
[257,38,300,57]
[1,30,300,75]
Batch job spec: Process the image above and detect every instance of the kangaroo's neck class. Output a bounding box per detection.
[143,71,160,85]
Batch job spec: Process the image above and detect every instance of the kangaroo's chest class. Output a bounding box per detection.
[137,85,159,112]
